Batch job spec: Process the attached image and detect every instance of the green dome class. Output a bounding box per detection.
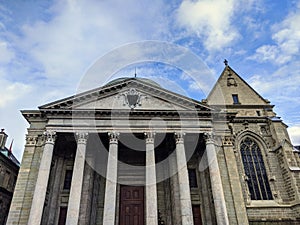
[105,77,161,87]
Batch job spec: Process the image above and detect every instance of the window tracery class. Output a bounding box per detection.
[240,137,273,200]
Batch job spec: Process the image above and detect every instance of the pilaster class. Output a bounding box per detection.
[27,130,56,225]
[6,134,39,225]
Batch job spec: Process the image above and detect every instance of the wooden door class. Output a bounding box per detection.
[192,205,203,225]
[120,186,144,225]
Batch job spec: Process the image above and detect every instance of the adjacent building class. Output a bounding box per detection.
[7,64,300,225]
[0,129,20,225]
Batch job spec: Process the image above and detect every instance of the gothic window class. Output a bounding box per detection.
[240,137,273,200]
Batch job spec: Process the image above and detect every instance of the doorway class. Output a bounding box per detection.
[119,186,144,225]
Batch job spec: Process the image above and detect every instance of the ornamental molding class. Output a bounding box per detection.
[120,88,143,109]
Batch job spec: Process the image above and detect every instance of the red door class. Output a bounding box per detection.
[120,186,144,225]
[192,205,203,225]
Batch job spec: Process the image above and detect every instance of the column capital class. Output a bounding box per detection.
[75,132,88,145]
[26,135,38,146]
[204,132,215,144]
[145,131,155,144]
[108,132,119,144]
[175,132,185,144]
[43,130,56,145]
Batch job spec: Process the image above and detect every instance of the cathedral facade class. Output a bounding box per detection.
[7,65,300,225]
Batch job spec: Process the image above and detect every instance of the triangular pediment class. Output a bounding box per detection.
[39,78,212,112]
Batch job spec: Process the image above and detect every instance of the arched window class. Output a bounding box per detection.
[240,137,273,200]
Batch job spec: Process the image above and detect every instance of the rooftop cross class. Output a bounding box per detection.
[224,59,228,66]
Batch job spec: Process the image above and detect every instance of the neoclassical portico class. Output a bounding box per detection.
[25,128,229,225]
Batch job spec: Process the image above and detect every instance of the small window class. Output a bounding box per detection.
[63,170,73,190]
[232,94,239,104]
[188,169,198,188]
[256,111,261,116]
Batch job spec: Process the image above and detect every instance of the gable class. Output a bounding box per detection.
[39,78,212,112]
[207,65,269,106]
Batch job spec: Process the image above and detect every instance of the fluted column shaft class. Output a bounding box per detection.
[28,131,56,225]
[175,132,194,225]
[145,132,158,225]
[66,132,89,225]
[103,132,119,225]
[205,133,229,225]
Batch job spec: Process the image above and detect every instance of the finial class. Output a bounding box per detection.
[224,59,228,66]
[1,129,4,133]
[134,67,137,78]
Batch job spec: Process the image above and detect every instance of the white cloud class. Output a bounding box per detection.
[0,40,14,64]
[288,126,300,145]
[0,78,31,108]
[176,0,239,51]
[250,2,300,64]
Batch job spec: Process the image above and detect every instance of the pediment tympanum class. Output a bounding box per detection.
[39,79,212,112]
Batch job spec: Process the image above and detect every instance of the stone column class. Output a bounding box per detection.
[66,132,88,225]
[103,132,119,225]
[28,130,56,225]
[205,133,229,225]
[175,132,194,225]
[145,132,158,225]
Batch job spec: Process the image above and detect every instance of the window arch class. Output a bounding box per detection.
[240,137,273,200]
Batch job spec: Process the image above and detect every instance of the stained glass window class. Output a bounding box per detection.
[240,137,273,200]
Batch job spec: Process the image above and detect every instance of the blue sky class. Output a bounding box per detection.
[0,0,299,160]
